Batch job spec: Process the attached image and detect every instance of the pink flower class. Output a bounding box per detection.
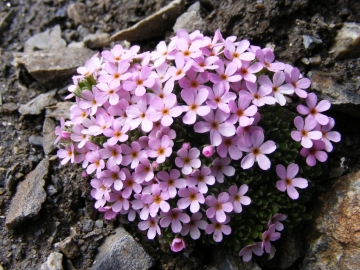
[180,212,208,240]
[177,186,205,213]
[242,81,276,107]
[268,214,287,231]
[276,164,308,200]
[167,54,193,80]
[227,94,257,126]
[85,149,106,178]
[206,81,236,113]
[175,147,201,175]
[315,117,341,152]
[96,80,122,105]
[194,109,236,147]
[300,140,328,166]
[187,166,215,194]
[291,116,322,148]
[147,135,172,164]
[160,208,190,233]
[262,224,281,253]
[217,135,243,160]
[179,69,210,91]
[258,72,294,106]
[255,48,285,72]
[109,190,130,212]
[142,184,170,217]
[297,93,331,125]
[205,216,231,242]
[176,38,202,59]
[121,141,147,169]
[205,192,233,223]
[103,121,130,146]
[122,67,155,96]
[181,88,210,124]
[229,185,251,213]
[138,216,161,239]
[224,39,255,67]
[170,238,186,252]
[158,169,186,198]
[202,145,215,157]
[125,95,154,132]
[238,130,276,170]
[239,243,264,262]
[210,157,235,183]
[209,60,242,92]
[54,117,70,144]
[151,40,177,67]
[148,93,183,127]
[134,158,154,183]
[98,206,118,220]
[237,60,263,83]
[99,143,123,169]
[121,168,142,197]
[98,60,131,86]
[79,88,108,115]
[285,67,310,98]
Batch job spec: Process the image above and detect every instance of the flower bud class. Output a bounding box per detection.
[202,145,214,157]
[182,142,191,150]
[171,238,185,252]
[81,171,88,178]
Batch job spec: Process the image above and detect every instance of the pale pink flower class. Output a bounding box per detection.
[142,184,170,217]
[237,60,263,83]
[170,238,186,252]
[300,140,328,166]
[187,166,215,194]
[315,117,341,152]
[138,216,161,239]
[76,58,97,78]
[206,83,236,113]
[147,135,172,164]
[121,141,147,169]
[125,96,154,132]
[210,157,235,183]
[78,88,108,115]
[176,38,202,59]
[167,54,193,80]
[239,243,264,262]
[100,166,125,191]
[276,164,308,200]
[258,72,294,106]
[134,158,154,183]
[54,117,70,144]
[238,130,276,170]
[229,185,251,213]
[98,60,131,86]
[268,214,287,231]
[57,143,76,165]
[86,149,106,178]
[123,67,155,96]
[255,48,285,72]
[217,135,243,160]
[158,169,186,198]
[194,109,236,147]
[297,93,331,125]
[122,168,142,198]
[177,186,205,213]
[181,88,210,124]
[205,216,231,242]
[90,178,111,208]
[205,192,233,223]
[285,67,310,98]
[98,206,118,220]
[224,39,255,67]
[109,190,130,212]
[103,121,130,146]
[160,208,190,233]
[99,143,123,169]
[175,147,201,175]
[262,224,281,253]
[101,44,132,63]
[151,40,177,67]
[291,116,322,148]
[242,81,276,107]
[96,80,122,105]
[209,60,242,92]
[148,93,183,127]
[227,95,257,126]
[180,212,208,240]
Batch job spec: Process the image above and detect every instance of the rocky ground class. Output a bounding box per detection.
[0,0,360,269]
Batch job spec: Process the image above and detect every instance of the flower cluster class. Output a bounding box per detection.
[55,29,340,261]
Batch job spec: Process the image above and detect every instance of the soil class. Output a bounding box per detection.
[0,0,359,269]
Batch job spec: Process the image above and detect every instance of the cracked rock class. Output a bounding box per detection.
[18,90,57,115]
[24,25,66,53]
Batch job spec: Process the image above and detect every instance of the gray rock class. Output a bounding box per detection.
[83,33,110,49]
[91,227,154,270]
[5,158,49,229]
[43,117,57,155]
[111,0,185,42]
[58,237,80,259]
[208,248,261,270]
[301,170,360,269]
[302,35,322,50]
[278,230,302,269]
[68,42,85,48]
[18,90,57,115]
[173,3,206,33]
[46,184,58,196]
[0,9,14,33]
[2,102,19,113]
[29,135,44,146]
[330,22,360,59]
[82,219,94,232]
[307,70,360,117]
[40,252,64,270]
[67,3,88,26]
[45,102,73,121]
[14,48,95,87]
[24,25,66,53]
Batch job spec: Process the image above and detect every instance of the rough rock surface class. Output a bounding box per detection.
[14,48,95,87]
[40,252,64,270]
[301,170,360,269]
[24,25,66,53]
[90,227,154,270]
[173,1,206,33]
[111,0,185,42]
[42,118,57,155]
[330,22,360,59]
[5,158,49,229]
[18,90,57,115]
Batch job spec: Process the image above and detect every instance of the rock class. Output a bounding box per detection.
[208,248,261,270]
[330,23,360,59]
[82,219,94,232]
[14,48,95,87]
[278,229,302,269]
[68,42,85,48]
[29,135,44,146]
[0,9,14,33]
[18,90,57,115]
[45,102,73,121]
[111,0,185,42]
[302,35,322,50]
[67,3,88,26]
[91,227,154,270]
[301,170,360,269]
[43,117,57,155]
[83,33,110,49]
[24,25,66,53]
[307,70,360,117]
[173,2,206,33]
[58,237,80,259]
[40,252,64,270]
[2,102,19,113]
[5,158,49,229]
[46,184,58,196]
